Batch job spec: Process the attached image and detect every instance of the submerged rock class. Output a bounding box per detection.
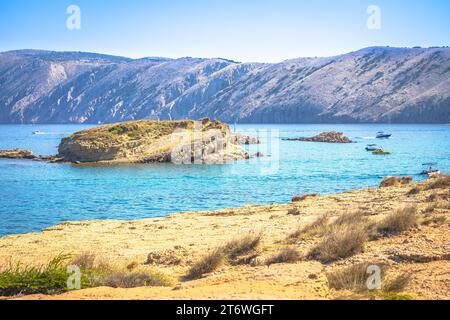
[58,118,250,164]
[283,131,353,143]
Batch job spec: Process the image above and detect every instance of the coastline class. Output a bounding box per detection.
[1,178,449,300]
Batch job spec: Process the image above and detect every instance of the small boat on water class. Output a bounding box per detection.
[372,148,391,155]
[376,131,392,139]
[32,130,43,135]
[365,144,380,151]
[420,163,441,176]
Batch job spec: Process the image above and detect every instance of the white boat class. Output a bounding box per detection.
[420,163,440,176]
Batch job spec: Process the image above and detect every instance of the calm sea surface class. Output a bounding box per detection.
[1,124,449,236]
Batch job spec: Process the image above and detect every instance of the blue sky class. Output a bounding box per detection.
[0,0,449,62]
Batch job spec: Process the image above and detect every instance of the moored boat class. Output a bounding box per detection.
[365,144,380,151]
[376,132,392,139]
[420,163,441,176]
[372,149,391,155]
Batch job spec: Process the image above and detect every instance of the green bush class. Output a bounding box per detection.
[0,254,72,296]
[0,252,172,296]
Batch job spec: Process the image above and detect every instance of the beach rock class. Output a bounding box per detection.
[283,131,353,143]
[58,118,250,164]
[231,133,261,145]
[0,149,37,160]
[380,176,413,188]
[0,149,67,163]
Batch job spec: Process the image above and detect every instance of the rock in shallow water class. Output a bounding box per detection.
[0,149,37,159]
[283,131,353,143]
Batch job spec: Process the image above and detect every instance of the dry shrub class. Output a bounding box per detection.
[327,263,385,292]
[104,271,171,288]
[426,190,450,203]
[265,247,303,266]
[327,263,411,295]
[407,186,421,196]
[382,274,412,293]
[424,174,450,190]
[126,261,139,271]
[423,203,437,213]
[288,214,330,240]
[380,176,412,188]
[145,249,187,266]
[71,252,110,271]
[426,192,439,202]
[333,211,368,227]
[377,206,418,236]
[292,193,317,202]
[422,215,447,226]
[223,234,262,260]
[185,234,261,280]
[437,200,450,210]
[308,224,367,263]
[287,207,301,215]
[185,248,226,280]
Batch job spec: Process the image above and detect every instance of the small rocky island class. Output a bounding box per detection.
[0,149,63,162]
[0,118,259,164]
[283,131,353,143]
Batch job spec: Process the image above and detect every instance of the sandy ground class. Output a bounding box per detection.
[0,180,448,300]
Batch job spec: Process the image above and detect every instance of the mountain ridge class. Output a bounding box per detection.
[1,46,449,124]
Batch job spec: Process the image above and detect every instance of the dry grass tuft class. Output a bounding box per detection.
[287,207,301,215]
[308,224,367,263]
[145,249,186,266]
[104,271,172,288]
[327,263,411,295]
[436,200,450,210]
[185,234,262,280]
[292,212,370,262]
[380,176,412,188]
[382,274,412,293]
[327,263,385,292]
[421,215,447,226]
[288,215,330,241]
[377,206,418,236]
[223,234,262,260]
[407,186,421,196]
[423,203,437,214]
[333,211,368,227]
[426,192,439,202]
[424,174,450,190]
[265,247,303,266]
[291,193,317,202]
[185,248,226,280]
[71,251,110,271]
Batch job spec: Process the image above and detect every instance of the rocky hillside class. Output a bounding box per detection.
[1,47,449,124]
[57,118,249,164]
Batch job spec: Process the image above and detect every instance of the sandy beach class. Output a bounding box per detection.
[0,177,448,300]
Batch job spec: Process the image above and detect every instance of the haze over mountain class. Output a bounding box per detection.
[1,47,449,124]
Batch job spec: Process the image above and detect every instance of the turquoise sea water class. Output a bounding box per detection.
[1,124,449,236]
